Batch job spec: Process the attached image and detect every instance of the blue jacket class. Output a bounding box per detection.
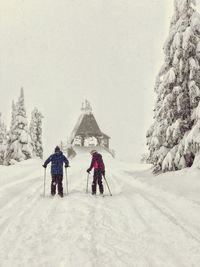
[43,151,69,175]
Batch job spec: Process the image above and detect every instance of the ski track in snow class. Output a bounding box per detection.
[0,158,200,267]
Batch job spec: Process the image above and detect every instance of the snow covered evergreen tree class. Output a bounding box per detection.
[29,107,43,159]
[4,101,16,164]
[0,113,7,164]
[147,0,200,172]
[5,88,33,164]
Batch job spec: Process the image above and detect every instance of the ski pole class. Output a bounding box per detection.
[43,168,46,197]
[86,173,89,193]
[65,167,69,195]
[103,176,112,196]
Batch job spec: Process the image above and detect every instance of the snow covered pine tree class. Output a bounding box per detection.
[5,88,33,164]
[29,108,43,159]
[0,113,7,164]
[147,0,200,172]
[4,101,16,164]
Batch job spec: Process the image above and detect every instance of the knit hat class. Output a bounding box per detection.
[55,146,61,152]
[90,149,97,155]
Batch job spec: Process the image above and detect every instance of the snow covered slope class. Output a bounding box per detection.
[0,155,200,267]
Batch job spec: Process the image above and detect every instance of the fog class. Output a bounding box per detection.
[0,0,175,161]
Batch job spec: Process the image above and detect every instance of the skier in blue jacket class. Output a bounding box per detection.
[43,146,69,197]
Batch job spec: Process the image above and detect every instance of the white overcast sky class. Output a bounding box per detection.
[1,0,199,162]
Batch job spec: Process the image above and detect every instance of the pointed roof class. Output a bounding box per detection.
[70,100,110,142]
[75,113,102,136]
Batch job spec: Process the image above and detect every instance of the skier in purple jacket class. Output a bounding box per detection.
[87,150,105,195]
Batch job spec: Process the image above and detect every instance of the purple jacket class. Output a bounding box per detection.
[88,152,105,172]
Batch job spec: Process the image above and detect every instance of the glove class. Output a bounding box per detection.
[42,165,47,169]
[87,169,91,174]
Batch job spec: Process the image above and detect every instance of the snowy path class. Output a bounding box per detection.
[0,158,200,267]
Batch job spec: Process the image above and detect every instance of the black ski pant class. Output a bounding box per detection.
[51,175,63,196]
[92,170,104,194]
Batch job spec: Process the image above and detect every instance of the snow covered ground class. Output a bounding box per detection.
[0,152,200,267]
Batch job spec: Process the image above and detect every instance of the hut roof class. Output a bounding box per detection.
[74,113,102,136]
[70,100,110,142]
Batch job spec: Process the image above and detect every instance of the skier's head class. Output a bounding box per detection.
[55,146,61,153]
[90,149,97,155]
